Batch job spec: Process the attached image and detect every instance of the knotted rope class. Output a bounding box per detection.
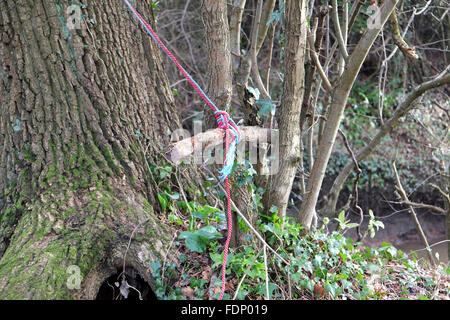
[122,0,240,300]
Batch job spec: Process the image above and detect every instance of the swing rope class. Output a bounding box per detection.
[122,0,240,300]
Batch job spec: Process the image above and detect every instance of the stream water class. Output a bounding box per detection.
[395,238,449,263]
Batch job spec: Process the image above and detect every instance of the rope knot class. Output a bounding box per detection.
[214,110,241,142]
[213,110,241,182]
[214,110,230,130]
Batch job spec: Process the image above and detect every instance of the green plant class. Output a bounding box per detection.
[149,261,186,300]
[149,162,447,300]
[178,225,223,253]
[364,209,385,239]
[334,211,359,232]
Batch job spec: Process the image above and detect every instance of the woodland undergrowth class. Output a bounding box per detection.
[146,159,450,300]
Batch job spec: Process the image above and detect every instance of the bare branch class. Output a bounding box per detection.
[229,0,246,70]
[331,0,349,61]
[338,128,363,241]
[322,65,450,217]
[299,0,400,229]
[250,0,271,100]
[387,200,446,214]
[430,183,450,206]
[392,161,435,264]
[256,0,277,54]
[307,30,332,94]
[388,9,419,60]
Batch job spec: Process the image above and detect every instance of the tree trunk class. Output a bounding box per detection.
[202,0,241,246]
[262,0,308,221]
[298,0,399,230]
[202,0,260,247]
[202,0,232,129]
[0,0,183,299]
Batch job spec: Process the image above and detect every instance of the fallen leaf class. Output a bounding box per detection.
[314,283,326,297]
[182,286,194,299]
[227,278,238,290]
[201,266,212,281]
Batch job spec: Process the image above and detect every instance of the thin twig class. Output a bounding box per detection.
[331,0,349,61]
[121,218,150,282]
[338,128,363,241]
[127,282,143,300]
[180,0,205,86]
[232,249,262,300]
[386,200,446,214]
[263,244,269,300]
[250,0,271,100]
[161,233,178,289]
[392,161,435,264]
[307,29,332,93]
[412,239,450,253]
[175,167,194,228]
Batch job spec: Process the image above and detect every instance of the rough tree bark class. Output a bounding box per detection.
[0,0,187,299]
[202,0,232,129]
[262,0,308,221]
[202,0,260,247]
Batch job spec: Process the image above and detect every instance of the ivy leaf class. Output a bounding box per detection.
[314,255,323,267]
[196,225,222,240]
[267,11,282,26]
[266,2,284,25]
[269,205,278,214]
[386,246,397,258]
[337,211,346,223]
[184,234,205,253]
[199,205,221,215]
[165,191,180,200]
[345,223,360,229]
[149,261,162,275]
[367,263,381,274]
[300,279,315,293]
[324,282,340,297]
[179,226,222,253]
[256,282,277,299]
[192,211,204,219]
[179,232,205,253]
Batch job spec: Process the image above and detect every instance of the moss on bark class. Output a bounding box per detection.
[0,142,172,299]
